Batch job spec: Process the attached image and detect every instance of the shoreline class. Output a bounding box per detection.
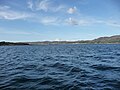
[1,35,120,46]
[0,42,120,46]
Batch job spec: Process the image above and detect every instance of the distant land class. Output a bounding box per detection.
[1,35,120,46]
[0,41,29,46]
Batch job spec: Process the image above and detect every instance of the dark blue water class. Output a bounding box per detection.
[0,44,120,90]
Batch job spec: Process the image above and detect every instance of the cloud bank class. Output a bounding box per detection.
[0,1,120,28]
[28,0,66,12]
[0,5,32,20]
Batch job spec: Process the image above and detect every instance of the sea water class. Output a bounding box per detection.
[0,44,120,90]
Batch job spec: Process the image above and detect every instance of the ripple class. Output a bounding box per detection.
[0,44,120,90]
[38,76,61,85]
[49,62,72,72]
[69,67,82,73]
[90,64,120,71]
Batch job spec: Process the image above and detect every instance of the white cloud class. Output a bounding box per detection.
[66,17,78,25]
[52,5,65,12]
[28,0,66,12]
[1,4,119,28]
[79,19,91,25]
[0,11,31,20]
[0,5,32,20]
[40,17,59,25]
[38,16,120,27]
[27,0,33,10]
[65,17,95,26]
[36,0,50,12]
[67,6,77,14]
[65,17,120,27]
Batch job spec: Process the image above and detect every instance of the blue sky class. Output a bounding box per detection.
[0,0,120,41]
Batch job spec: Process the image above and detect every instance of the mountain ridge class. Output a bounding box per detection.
[1,35,120,45]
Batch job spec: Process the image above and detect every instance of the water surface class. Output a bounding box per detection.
[0,44,120,90]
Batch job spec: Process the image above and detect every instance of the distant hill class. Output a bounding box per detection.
[28,35,120,44]
[92,35,120,44]
[0,41,29,46]
[1,35,120,46]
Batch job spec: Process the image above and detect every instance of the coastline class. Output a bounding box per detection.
[0,42,120,46]
[1,35,120,46]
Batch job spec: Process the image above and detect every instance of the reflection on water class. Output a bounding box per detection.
[0,44,120,90]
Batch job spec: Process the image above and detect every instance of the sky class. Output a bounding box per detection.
[0,0,120,42]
